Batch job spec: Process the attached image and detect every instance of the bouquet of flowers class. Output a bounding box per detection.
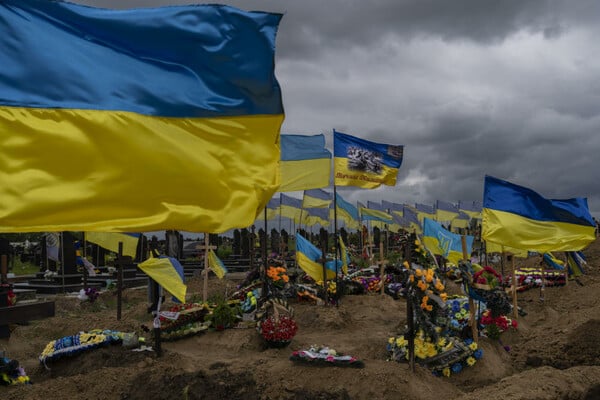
[260,315,298,345]
[267,266,289,288]
[480,310,518,340]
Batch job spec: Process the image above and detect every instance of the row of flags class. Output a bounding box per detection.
[264,190,481,233]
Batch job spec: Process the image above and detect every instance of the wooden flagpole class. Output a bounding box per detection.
[462,235,478,342]
[203,233,209,303]
[510,254,518,320]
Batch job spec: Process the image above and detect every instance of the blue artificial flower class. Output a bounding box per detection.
[451,301,461,312]
[451,363,463,373]
[473,349,483,359]
[464,338,473,346]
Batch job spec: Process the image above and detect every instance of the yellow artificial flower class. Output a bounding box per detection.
[388,337,395,344]
[466,356,476,366]
[469,342,478,351]
[396,337,408,347]
[403,261,410,269]
[443,367,451,377]
[437,338,447,347]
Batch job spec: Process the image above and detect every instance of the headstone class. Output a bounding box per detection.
[60,232,78,275]
[233,229,241,255]
[270,228,280,254]
[240,228,250,258]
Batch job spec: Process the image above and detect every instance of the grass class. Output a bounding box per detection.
[10,259,41,275]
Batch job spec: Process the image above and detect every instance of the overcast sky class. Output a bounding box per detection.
[77,0,600,219]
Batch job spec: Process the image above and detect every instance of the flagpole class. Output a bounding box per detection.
[203,232,209,303]
[333,185,340,306]
[263,207,269,300]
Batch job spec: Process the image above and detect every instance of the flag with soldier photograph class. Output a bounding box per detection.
[333,130,403,189]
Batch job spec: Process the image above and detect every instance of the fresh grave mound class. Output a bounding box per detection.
[32,345,154,382]
[562,319,600,367]
[123,366,259,400]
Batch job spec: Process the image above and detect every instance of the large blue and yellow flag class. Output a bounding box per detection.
[86,232,141,258]
[295,233,336,282]
[333,130,403,189]
[280,134,332,192]
[422,218,473,265]
[207,250,228,279]
[482,175,596,252]
[138,256,187,303]
[302,189,332,209]
[0,1,283,233]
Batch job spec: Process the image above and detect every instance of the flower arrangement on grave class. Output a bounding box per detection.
[387,330,483,377]
[0,356,29,386]
[259,314,298,346]
[445,295,491,334]
[241,290,259,313]
[39,329,133,364]
[480,310,518,340]
[290,345,364,368]
[402,255,448,339]
[158,302,211,340]
[267,266,289,288]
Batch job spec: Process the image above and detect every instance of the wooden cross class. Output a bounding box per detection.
[377,241,388,295]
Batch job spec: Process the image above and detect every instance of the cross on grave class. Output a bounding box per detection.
[375,241,388,295]
[198,235,218,303]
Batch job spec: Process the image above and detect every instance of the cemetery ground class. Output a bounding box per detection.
[2,239,600,400]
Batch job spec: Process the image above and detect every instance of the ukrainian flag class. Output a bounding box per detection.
[436,200,459,223]
[302,189,332,209]
[302,207,330,227]
[359,202,393,224]
[335,193,360,230]
[333,130,403,189]
[280,194,303,223]
[482,176,596,252]
[422,218,473,265]
[382,200,404,217]
[0,1,283,233]
[415,203,436,225]
[207,250,228,279]
[265,196,281,221]
[338,236,350,274]
[295,233,336,282]
[138,256,187,303]
[403,206,422,234]
[280,134,332,192]
[565,251,586,277]
[86,232,140,259]
[459,200,483,219]
[451,211,471,230]
[484,241,528,258]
